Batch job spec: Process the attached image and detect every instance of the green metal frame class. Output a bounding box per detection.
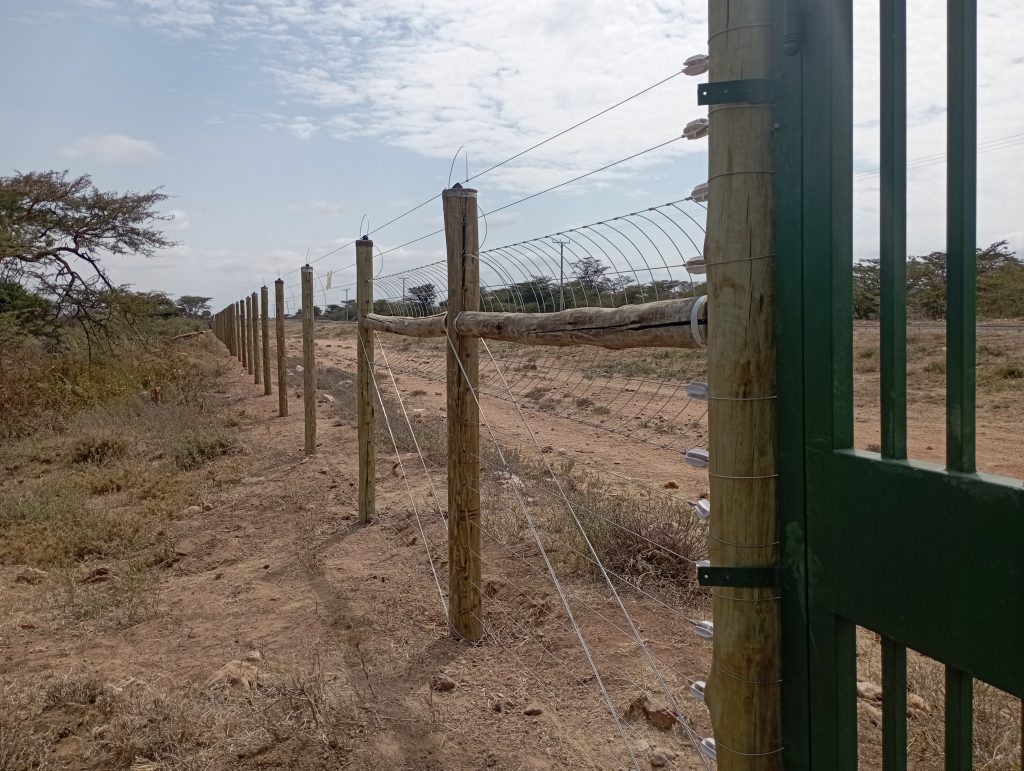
[775,0,1024,768]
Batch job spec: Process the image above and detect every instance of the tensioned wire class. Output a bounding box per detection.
[442,331,711,768]
[362,338,645,769]
[281,67,690,280]
[366,334,714,768]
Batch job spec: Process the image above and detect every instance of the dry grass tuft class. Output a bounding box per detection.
[0,687,50,771]
[0,655,357,770]
[70,433,130,465]
[171,429,236,470]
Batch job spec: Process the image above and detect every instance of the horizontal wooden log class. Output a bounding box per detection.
[361,313,446,337]
[361,296,707,350]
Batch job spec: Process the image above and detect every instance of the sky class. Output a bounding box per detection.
[2,0,1023,312]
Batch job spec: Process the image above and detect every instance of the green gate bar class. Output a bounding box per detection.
[945,0,977,474]
[879,0,908,460]
[881,637,908,770]
[944,667,974,770]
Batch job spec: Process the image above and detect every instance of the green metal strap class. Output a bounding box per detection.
[697,79,778,106]
[697,566,779,587]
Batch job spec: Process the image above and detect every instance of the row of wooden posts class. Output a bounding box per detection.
[212,170,774,765]
[211,185,709,644]
[211,188,485,641]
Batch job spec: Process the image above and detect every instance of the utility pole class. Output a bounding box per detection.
[551,237,569,311]
[344,288,351,320]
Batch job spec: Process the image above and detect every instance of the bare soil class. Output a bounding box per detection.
[1,336,714,771]
[2,321,1021,770]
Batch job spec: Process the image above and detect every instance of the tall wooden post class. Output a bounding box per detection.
[275,279,288,417]
[301,266,317,454]
[251,291,261,385]
[703,2,781,768]
[240,299,249,371]
[356,238,375,525]
[261,286,272,396]
[443,185,482,642]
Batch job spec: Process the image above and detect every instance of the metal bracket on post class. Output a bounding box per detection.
[697,79,778,106]
[697,566,779,588]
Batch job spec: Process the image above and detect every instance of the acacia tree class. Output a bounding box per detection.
[0,170,176,335]
[404,283,437,313]
[175,295,212,318]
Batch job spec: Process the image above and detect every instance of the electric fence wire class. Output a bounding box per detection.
[363,335,714,769]
[279,67,690,281]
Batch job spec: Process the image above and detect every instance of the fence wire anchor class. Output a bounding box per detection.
[697,565,779,588]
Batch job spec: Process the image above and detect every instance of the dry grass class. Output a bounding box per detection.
[0,687,50,771]
[857,629,1022,769]
[0,335,237,626]
[0,655,358,771]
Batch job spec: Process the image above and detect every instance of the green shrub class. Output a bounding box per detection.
[172,430,235,470]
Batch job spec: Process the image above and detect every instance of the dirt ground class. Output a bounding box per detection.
[1,335,716,771]
[2,321,1021,770]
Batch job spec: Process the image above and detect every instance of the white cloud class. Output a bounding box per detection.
[482,211,521,230]
[135,0,215,35]
[288,200,345,216]
[286,115,317,139]
[58,133,165,163]
[87,0,709,193]
[77,0,1024,262]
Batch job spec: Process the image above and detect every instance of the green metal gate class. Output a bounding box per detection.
[774,0,1024,767]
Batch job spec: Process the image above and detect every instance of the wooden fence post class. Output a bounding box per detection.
[443,185,482,642]
[704,2,781,767]
[261,286,272,396]
[275,279,288,417]
[240,299,249,371]
[251,291,261,385]
[301,266,317,454]
[356,238,375,525]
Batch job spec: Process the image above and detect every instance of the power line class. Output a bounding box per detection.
[466,69,685,184]
[482,135,686,217]
[854,131,1024,180]
[368,136,686,263]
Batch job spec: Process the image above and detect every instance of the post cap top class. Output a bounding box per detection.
[443,185,477,197]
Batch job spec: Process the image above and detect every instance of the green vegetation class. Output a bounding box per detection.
[854,241,1024,319]
[0,169,239,630]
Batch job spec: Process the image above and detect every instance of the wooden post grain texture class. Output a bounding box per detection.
[239,299,248,370]
[356,239,375,525]
[301,266,317,454]
[261,286,272,396]
[704,1,781,768]
[251,291,261,385]
[275,279,288,417]
[444,186,482,643]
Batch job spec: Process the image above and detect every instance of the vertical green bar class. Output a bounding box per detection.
[944,667,973,769]
[809,612,858,768]
[879,0,907,460]
[946,0,977,473]
[881,638,907,770]
[774,0,812,766]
